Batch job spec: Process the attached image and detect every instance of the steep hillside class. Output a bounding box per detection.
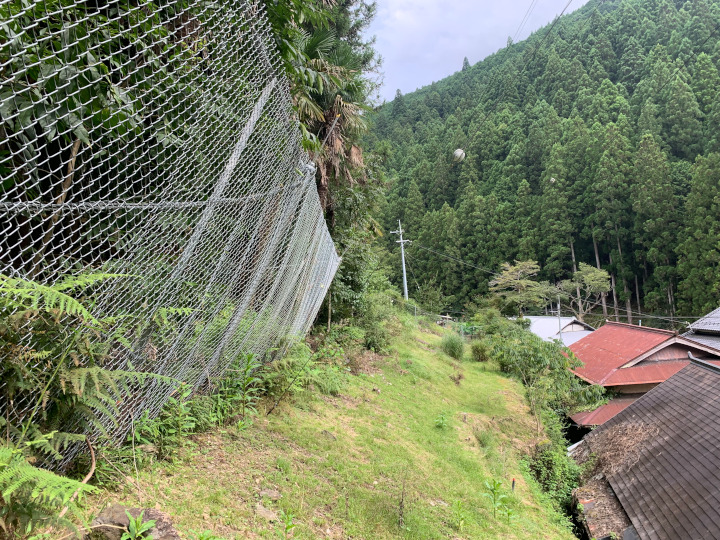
[367,0,720,318]
[89,321,575,539]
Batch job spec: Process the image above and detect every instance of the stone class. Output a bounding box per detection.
[259,488,282,501]
[255,502,278,522]
[86,503,181,540]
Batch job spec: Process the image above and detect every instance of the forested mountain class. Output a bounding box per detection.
[366,0,720,320]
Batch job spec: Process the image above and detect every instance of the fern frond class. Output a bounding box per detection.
[21,430,85,461]
[0,274,101,326]
[54,273,130,292]
[0,446,96,506]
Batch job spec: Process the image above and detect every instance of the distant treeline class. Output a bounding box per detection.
[367,0,720,318]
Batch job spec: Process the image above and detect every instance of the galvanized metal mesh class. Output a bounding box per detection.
[0,0,339,442]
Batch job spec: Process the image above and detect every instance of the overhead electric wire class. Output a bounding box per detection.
[403,252,422,291]
[513,0,541,43]
[410,243,499,276]
[472,0,579,135]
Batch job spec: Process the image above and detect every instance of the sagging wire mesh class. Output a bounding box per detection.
[0,0,340,446]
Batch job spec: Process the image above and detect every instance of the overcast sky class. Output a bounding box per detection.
[367,0,590,103]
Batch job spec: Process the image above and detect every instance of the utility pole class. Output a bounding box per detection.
[557,295,563,343]
[391,220,409,300]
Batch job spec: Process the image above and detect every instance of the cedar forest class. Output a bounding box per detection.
[364,0,720,323]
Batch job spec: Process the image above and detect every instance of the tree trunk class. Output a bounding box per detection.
[569,236,583,318]
[614,227,631,324]
[635,274,642,314]
[593,234,608,317]
[624,282,633,324]
[609,252,620,322]
[327,292,332,332]
[30,139,82,278]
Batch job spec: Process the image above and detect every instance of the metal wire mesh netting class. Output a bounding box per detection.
[0,0,340,442]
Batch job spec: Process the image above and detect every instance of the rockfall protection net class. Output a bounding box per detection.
[0,0,340,444]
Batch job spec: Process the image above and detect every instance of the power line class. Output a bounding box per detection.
[472,0,579,135]
[513,0,541,43]
[410,243,498,276]
[403,252,422,292]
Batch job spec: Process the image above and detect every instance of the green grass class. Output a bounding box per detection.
[90,324,575,539]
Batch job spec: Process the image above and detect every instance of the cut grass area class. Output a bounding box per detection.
[89,325,575,539]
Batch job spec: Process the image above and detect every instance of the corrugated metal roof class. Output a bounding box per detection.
[525,316,595,342]
[687,307,720,334]
[601,361,720,386]
[584,361,720,540]
[570,322,673,385]
[570,395,641,426]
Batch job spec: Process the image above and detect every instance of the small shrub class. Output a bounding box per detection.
[470,340,490,362]
[434,413,448,429]
[529,440,580,512]
[188,395,216,432]
[473,428,495,449]
[440,333,464,360]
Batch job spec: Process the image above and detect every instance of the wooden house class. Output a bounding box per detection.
[568,321,720,427]
[573,358,720,540]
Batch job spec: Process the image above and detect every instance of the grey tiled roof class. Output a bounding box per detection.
[687,307,720,334]
[585,361,720,540]
[682,330,720,350]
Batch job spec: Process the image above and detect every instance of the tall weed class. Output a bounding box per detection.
[441,333,464,360]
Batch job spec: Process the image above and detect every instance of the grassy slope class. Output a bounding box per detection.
[90,323,574,539]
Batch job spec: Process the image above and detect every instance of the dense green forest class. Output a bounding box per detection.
[366,0,720,320]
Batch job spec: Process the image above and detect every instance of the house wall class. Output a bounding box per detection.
[565,322,590,332]
[610,383,658,394]
[644,344,717,363]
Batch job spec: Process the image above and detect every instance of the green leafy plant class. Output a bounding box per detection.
[440,333,464,360]
[133,384,197,461]
[434,413,448,429]
[212,354,262,425]
[483,479,507,519]
[501,504,517,525]
[278,510,296,539]
[450,500,467,532]
[121,510,155,540]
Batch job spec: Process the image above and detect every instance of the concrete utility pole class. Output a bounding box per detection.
[557,295,563,343]
[391,220,410,300]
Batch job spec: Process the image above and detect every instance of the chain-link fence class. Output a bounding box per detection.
[0,0,340,443]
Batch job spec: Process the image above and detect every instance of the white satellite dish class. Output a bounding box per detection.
[453,148,466,162]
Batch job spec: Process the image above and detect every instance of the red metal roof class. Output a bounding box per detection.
[569,322,675,385]
[602,361,720,386]
[570,395,640,426]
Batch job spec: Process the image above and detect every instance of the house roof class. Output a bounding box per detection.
[569,321,720,386]
[584,359,720,540]
[525,316,595,344]
[686,307,720,334]
[558,329,594,347]
[570,395,641,427]
[682,330,720,349]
